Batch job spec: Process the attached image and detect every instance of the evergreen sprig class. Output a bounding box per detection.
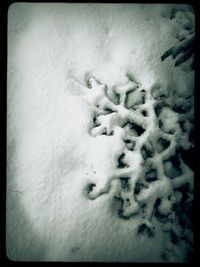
[161,34,195,70]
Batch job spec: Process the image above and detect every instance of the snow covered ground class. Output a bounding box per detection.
[7,3,194,262]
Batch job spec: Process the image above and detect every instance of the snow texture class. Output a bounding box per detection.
[7,3,194,262]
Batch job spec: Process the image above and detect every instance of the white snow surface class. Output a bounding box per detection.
[7,3,194,262]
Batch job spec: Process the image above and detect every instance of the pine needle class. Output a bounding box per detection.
[174,46,195,67]
[161,47,174,61]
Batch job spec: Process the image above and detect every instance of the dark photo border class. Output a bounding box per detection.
[0,0,199,266]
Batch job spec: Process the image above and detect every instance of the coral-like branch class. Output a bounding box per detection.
[83,74,193,261]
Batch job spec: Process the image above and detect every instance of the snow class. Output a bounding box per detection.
[7,3,194,262]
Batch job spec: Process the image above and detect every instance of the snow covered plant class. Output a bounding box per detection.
[83,76,194,262]
[7,3,195,263]
[161,9,195,70]
[161,33,195,69]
